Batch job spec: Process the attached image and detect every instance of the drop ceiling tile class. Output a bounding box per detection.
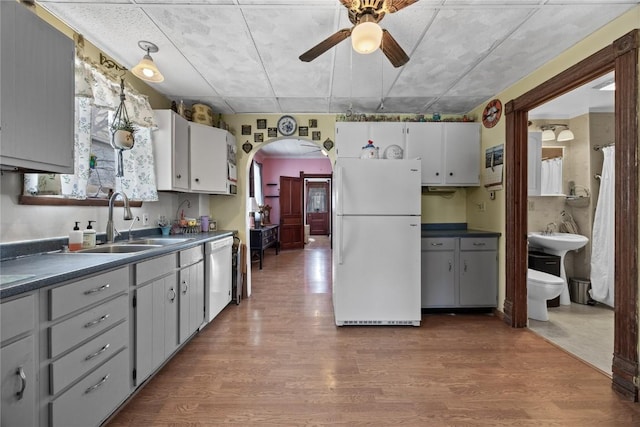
[449,3,637,98]
[277,98,332,113]
[226,97,281,113]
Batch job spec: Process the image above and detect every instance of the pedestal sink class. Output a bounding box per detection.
[528,232,589,305]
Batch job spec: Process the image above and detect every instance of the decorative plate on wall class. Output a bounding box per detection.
[482,99,502,128]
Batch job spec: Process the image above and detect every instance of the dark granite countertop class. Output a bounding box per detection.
[0,231,234,300]
[420,223,501,238]
[421,229,501,238]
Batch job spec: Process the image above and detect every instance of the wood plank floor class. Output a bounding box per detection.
[107,236,640,426]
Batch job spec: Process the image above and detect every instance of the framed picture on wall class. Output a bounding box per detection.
[268,127,278,138]
[241,125,251,135]
[209,220,217,231]
[257,119,267,129]
[254,133,264,143]
[309,119,318,128]
[298,126,309,136]
[312,131,321,141]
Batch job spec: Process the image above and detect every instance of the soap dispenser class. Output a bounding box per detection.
[69,222,83,251]
[83,221,97,248]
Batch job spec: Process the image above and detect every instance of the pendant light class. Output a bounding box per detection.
[132,41,164,83]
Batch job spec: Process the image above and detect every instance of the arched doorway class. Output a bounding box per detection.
[504,30,639,400]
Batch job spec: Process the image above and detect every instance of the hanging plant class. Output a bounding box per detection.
[110,78,136,176]
[111,117,136,150]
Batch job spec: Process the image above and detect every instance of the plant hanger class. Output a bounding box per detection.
[111,78,136,176]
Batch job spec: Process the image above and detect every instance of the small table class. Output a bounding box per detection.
[250,224,280,269]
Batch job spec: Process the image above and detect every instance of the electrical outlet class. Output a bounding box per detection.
[142,213,150,226]
[528,200,535,211]
[478,202,486,212]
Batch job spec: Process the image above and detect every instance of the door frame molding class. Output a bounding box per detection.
[504,29,639,400]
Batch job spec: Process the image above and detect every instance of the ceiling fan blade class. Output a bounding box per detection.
[387,0,418,13]
[381,29,409,68]
[299,28,351,62]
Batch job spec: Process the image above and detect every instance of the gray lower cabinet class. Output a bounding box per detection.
[179,261,204,344]
[1,335,36,426]
[134,254,178,385]
[421,236,498,308]
[44,267,130,427]
[420,238,456,307]
[1,294,37,427]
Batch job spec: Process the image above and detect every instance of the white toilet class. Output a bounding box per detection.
[527,269,565,321]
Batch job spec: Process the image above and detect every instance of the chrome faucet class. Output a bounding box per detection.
[106,192,133,243]
[543,222,557,235]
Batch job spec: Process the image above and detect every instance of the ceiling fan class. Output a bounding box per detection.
[300,143,327,156]
[299,0,416,68]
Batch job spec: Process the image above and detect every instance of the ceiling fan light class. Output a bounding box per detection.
[541,129,556,141]
[351,17,382,54]
[132,54,164,83]
[557,129,574,142]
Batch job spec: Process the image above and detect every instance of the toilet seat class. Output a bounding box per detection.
[527,269,564,286]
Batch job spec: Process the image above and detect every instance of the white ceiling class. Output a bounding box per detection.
[39,0,637,116]
[38,0,633,158]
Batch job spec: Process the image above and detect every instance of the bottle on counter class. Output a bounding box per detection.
[69,222,83,251]
[83,220,97,249]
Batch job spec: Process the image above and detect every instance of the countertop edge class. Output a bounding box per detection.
[0,231,235,300]
[421,229,502,238]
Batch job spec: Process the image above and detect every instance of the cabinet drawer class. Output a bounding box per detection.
[136,253,176,285]
[460,237,497,251]
[421,238,455,251]
[49,295,128,358]
[50,348,129,427]
[50,267,128,320]
[1,294,35,342]
[50,321,128,395]
[179,245,203,267]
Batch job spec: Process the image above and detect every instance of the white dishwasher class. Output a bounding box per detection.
[205,236,234,323]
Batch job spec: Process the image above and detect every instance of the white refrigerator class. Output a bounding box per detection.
[332,158,422,326]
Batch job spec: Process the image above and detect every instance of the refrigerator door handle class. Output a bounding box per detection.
[336,164,343,216]
[338,215,344,265]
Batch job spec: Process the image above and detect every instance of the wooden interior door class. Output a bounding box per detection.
[306,181,330,235]
[279,176,304,250]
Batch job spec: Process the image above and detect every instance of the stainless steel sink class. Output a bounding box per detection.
[125,238,193,246]
[74,244,161,254]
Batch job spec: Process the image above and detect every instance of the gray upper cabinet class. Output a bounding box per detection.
[0,2,74,173]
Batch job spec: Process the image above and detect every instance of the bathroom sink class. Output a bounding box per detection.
[125,237,193,246]
[528,232,588,252]
[74,244,161,254]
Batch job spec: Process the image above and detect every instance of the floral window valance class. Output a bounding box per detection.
[56,56,159,201]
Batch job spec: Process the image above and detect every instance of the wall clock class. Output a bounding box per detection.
[482,99,502,128]
[277,115,297,136]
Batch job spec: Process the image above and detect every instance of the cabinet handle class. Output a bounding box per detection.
[84,283,110,295]
[195,178,200,183]
[85,343,110,361]
[430,242,443,246]
[449,172,453,176]
[84,374,109,394]
[448,261,452,272]
[176,174,182,179]
[435,172,440,176]
[168,287,176,302]
[181,281,188,294]
[84,313,110,328]
[463,261,468,272]
[16,367,26,400]
[472,242,486,246]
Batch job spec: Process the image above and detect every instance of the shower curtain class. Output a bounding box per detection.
[590,146,615,307]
